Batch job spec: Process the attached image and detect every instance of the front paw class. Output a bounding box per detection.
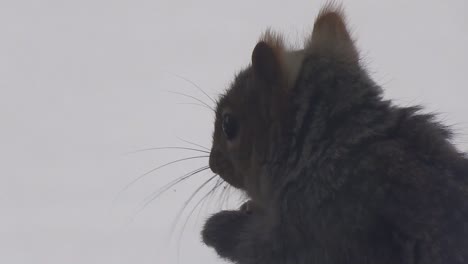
[202,210,250,258]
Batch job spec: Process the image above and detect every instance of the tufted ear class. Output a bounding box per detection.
[251,40,290,120]
[251,41,282,84]
[307,7,359,62]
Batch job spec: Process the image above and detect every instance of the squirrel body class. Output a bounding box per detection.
[202,5,468,264]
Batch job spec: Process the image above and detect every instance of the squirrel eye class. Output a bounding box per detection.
[222,113,239,140]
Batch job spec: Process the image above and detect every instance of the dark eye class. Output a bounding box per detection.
[222,113,239,140]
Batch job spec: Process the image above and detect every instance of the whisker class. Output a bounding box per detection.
[124,146,210,155]
[176,136,210,151]
[142,166,210,207]
[176,102,212,111]
[176,176,222,262]
[170,174,218,236]
[194,177,224,221]
[125,166,210,226]
[219,182,231,209]
[170,73,217,105]
[114,156,209,201]
[176,102,214,111]
[193,178,224,222]
[126,166,211,226]
[208,178,225,208]
[167,91,215,112]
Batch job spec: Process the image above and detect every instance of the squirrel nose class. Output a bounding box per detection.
[209,149,220,174]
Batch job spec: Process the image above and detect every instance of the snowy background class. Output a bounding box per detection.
[1,0,467,263]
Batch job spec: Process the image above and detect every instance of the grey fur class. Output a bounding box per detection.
[202,8,468,264]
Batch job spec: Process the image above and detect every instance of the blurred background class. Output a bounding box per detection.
[1,0,467,263]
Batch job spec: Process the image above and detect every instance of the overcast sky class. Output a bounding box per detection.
[1,0,467,263]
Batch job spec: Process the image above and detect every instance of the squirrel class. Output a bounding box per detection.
[201,4,468,264]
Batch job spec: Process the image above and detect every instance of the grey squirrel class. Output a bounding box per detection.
[201,4,468,264]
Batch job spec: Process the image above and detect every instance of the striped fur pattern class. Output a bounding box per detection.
[203,4,468,264]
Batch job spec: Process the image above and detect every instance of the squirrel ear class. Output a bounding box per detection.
[251,41,281,84]
[307,7,358,62]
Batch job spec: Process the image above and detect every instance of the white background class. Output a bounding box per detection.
[1,0,467,263]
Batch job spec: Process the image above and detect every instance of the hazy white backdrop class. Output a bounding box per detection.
[1,0,467,263]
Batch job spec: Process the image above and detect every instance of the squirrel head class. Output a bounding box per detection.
[209,5,359,202]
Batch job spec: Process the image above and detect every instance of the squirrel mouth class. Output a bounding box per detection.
[213,169,245,190]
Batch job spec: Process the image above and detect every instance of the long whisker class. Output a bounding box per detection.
[142,166,211,207]
[124,146,210,155]
[176,136,210,151]
[124,166,211,226]
[170,174,218,236]
[176,176,222,262]
[207,178,224,208]
[114,156,209,200]
[170,73,217,104]
[176,102,214,111]
[167,91,215,112]
[219,182,231,209]
[176,102,212,111]
[194,177,224,224]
